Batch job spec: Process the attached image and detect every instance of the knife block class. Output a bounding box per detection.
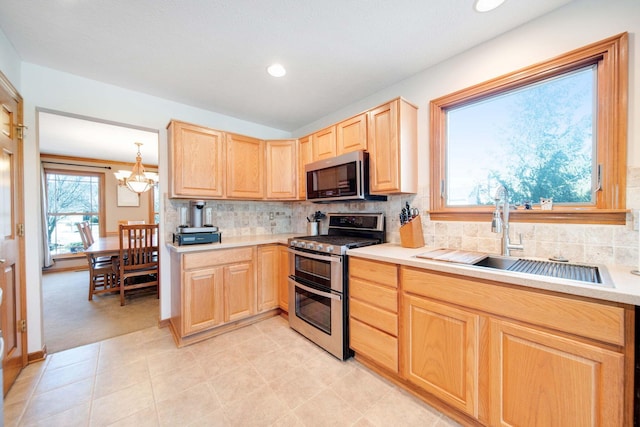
[400,215,425,248]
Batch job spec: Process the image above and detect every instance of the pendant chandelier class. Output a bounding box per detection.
[114,142,158,194]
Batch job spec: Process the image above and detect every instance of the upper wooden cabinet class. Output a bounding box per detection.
[265,139,297,200]
[337,113,367,155]
[298,135,312,200]
[312,125,337,161]
[226,133,265,199]
[368,98,418,194]
[168,120,225,198]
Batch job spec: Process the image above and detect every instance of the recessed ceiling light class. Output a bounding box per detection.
[267,63,286,77]
[474,0,506,12]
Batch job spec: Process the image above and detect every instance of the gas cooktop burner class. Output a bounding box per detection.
[289,213,385,255]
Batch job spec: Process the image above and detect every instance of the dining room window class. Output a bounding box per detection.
[45,170,105,256]
[429,33,628,224]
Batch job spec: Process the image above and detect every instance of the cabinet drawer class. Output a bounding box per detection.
[184,247,253,270]
[402,267,626,346]
[350,258,398,288]
[350,318,398,373]
[350,277,397,313]
[350,298,398,336]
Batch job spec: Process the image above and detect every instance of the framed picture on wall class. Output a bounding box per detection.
[117,185,140,207]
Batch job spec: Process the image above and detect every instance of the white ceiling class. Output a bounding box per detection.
[0,0,574,160]
[38,111,159,165]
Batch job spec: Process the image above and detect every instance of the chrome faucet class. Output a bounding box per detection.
[491,185,524,256]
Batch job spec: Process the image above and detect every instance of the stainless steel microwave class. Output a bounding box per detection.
[305,150,387,203]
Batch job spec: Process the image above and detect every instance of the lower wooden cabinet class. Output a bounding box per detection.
[224,262,255,322]
[170,247,260,342]
[182,267,223,335]
[347,257,633,426]
[489,319,624,426]
[257,245,280,312]
[278,245,289,312]
[402,294,479,417]
[348,258,399,373]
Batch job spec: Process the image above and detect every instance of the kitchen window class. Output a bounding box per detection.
[429,33,628,224]
[45,170,105,256]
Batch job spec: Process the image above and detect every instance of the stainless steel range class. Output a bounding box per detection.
[288,212,385,360]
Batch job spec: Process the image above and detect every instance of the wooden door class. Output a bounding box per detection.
[257,245,279,312]
[368,100,399,193]
[168,120,225,198]
[226,133,264,199]
[265,140,297,199]
[489,319,624,426]
[183,267,223,335]
[278,245,289,312]
[403,294,479,417]
[337,113,367,155]
[0,72,26,396]
[312,126,336,161]
[297,135,312,200]
[224,262,256,322]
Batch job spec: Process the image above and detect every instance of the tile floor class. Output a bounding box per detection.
[4,315,461,426]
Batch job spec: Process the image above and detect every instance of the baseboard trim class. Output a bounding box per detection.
[28,345,47,363]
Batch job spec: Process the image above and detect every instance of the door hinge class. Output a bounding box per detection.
[19,319,26,333]
[16,123,27,140]
[17,223,24,237]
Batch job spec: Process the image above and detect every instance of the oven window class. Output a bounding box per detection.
[295,285,331,335]
[294,254,331,288]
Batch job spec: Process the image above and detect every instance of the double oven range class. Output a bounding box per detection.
[288,213,385,360]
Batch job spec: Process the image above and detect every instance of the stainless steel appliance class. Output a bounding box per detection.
[173,200,222,245]
[288,212,385,360]
[305,151,387,203]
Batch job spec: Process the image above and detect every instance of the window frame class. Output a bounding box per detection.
[429,33,628,225]
[45,168,106,258]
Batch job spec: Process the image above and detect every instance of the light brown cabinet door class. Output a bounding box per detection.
[183,267,223,335]
[337,113,367,155]
[224,262,256,322]
[489,319,624,427]
[298,135,313,200]
[312,125,336,161]
[226,133,264,199]
[368,99,417,194]
[265,140,297,199]
[169,120,225,198]
[257,245,279,312]
[278,245,289,311]
[402,294,479,418]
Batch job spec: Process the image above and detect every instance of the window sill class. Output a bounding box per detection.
[427,209,628,225]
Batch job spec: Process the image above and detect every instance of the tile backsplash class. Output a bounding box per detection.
[164,166,640,268]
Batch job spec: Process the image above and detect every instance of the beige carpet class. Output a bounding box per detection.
[43,270,159,354]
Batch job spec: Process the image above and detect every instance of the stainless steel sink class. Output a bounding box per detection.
[472,256,613,287]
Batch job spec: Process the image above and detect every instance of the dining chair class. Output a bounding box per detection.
[117,224,159,306]
[77,221,119,300]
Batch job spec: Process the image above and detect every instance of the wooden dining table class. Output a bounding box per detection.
[84,235,159,258]
[84,236,121,258]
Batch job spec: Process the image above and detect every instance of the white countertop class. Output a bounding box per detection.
[347,243,640,306]
[166,233,297,253]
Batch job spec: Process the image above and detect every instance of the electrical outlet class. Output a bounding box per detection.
[269,212,275,220]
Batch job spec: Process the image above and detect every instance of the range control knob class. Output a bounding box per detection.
[297,241,305,248]
[326,246,334,254]
[316,244,324,252]
[290,240,297,247]
[307,243,315,250]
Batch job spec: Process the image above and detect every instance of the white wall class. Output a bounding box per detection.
[0,26,21,88]
[1,0,638,355]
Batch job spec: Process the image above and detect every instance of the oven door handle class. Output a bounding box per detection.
[288,278,342,301]
[287,247,342,264]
